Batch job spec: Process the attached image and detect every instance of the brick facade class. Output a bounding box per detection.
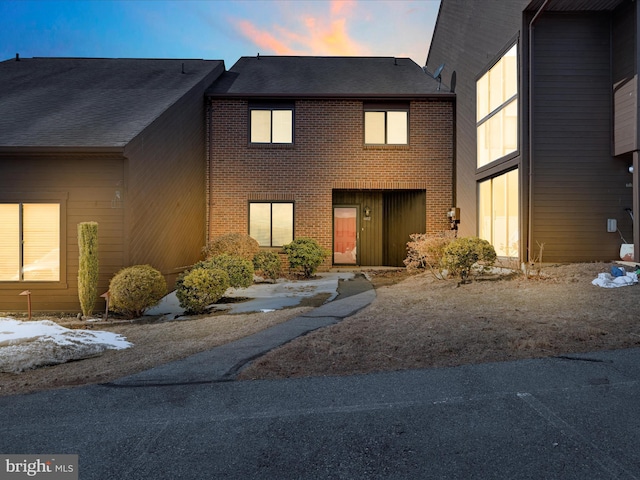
[208,97,454,268]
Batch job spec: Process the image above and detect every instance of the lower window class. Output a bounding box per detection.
[478,169,518,257]
[0,203,60,281]
[249,202,294,247]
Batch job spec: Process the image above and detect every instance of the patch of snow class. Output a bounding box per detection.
[0,318,132,374]
[145,272,354,316]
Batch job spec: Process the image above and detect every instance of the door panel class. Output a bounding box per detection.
[333,207,358,264]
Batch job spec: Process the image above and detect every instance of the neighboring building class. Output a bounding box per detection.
[0,57,224,311]
[426,0,639,263]
[206,56,455,268]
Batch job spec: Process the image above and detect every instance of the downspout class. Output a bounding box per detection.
[527,0,550,263]
[205,100,212,247]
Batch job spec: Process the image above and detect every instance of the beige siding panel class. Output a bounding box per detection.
[0,156,125,312]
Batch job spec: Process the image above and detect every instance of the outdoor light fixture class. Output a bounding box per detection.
[630,165,634,174]
[363,206,372,218]
[19,290,32,320]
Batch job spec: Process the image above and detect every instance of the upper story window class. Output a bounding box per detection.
[476,43,518,168]
[0,203,60,282]
[250,104,293,144]
[364,103,409,145]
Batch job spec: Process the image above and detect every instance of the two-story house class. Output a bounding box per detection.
[206,56,455,268]
[426,0,639,264]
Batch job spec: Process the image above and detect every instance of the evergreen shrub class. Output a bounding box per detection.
[109,265,167,318]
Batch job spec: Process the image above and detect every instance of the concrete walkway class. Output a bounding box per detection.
[109,273,376,387]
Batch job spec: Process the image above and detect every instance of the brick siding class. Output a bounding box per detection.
[208,98,454,267]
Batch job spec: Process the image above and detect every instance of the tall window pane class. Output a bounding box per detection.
[272,203,293,246]
[478,170,519,258]
[250,110,271,143]
[249,203,271,246]
[0,204,20,281]
[272,110,293,143]
[387,111,408,144]
[364,111,385,144]
[23,204,60,281]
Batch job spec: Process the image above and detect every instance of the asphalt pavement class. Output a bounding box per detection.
[1,274,640,479]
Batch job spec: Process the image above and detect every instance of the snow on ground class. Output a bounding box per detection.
[0,273,354,374]
[146,272,354,317]
[0,318,132,374]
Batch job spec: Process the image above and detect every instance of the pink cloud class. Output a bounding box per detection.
[231,0,370,57]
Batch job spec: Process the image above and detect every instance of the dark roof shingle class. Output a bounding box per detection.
[0,57,224,149]
[207,56,445,97]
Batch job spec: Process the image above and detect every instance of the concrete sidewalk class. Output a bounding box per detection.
[108,273,376,387]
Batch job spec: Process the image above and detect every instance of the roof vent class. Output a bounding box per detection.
[257,53,260,60]
[181,62,185,74]
[16,53,20,62]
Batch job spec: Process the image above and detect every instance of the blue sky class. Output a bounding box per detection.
[0,0,440,68]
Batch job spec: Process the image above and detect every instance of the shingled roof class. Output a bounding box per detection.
[0,57,224,150]
[207,56,446,98]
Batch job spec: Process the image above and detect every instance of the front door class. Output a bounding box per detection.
[333,206,358,265]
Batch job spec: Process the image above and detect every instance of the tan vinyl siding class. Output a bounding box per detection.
[0,156,125,312]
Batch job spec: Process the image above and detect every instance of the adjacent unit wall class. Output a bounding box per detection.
[0,155,125,311]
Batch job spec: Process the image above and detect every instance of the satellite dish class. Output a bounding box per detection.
[433,63,445,79]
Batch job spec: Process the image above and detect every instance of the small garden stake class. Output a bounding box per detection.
[19,290,32,320]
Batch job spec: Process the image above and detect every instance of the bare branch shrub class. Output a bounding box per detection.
[404,231,456,279]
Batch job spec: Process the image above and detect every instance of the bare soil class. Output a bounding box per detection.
[2,263,640,396]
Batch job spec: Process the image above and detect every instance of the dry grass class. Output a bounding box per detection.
[2,262,639,396]
[239,262,640,380]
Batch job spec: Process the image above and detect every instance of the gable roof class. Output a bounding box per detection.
[0,57,224,150]
[207,56,448,98]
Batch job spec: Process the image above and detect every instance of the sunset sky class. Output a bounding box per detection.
[0,0,440,67]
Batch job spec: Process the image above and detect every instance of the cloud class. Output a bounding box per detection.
[231,0,369,57]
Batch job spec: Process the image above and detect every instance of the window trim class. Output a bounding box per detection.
[363,103,409,145]
[0,192,67,287]
[248,103,295,145]
[248,201,295,248]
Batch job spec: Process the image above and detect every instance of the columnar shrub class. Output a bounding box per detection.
[203,233,260,261]
[441,237,497,283]
[109,265,167,318]
[283,237,330,278]
[404,231,456,279]
[78,222,99,317]
[176,267,230,314]
[253,251,282,281]
[195,254,254,288]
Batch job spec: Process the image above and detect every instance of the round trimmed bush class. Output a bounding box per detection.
[253,251,282,281]
[441,236,497,283]
[203,233,260,261]
[109,265,167,318]
[283,237,329,278]
[176,267,230,314]
[194,254,254,289]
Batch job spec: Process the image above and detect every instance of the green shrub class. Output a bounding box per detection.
[203,233,260,261]
[175,267,229,314]
[283,237,330,278]
[77,222,99,317]
[109,265,167,318]
[253,251,282,281]
[195,254,254,288]
[404,231,456,279]
[441,236,497,283]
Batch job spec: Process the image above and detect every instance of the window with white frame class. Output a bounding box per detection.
[476,44,518,168]
[250,108,293,144]
[364,108,408,145]
[478,169,519,258]
[249,202,294,247]
[0,203,60,281]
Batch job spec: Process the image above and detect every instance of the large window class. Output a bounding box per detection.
[364,110,408,145]
[249,202,294,247]
[477,44,518,167]
[0,203,60,281]
[478,170,519,258]
[250,108,293,144]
